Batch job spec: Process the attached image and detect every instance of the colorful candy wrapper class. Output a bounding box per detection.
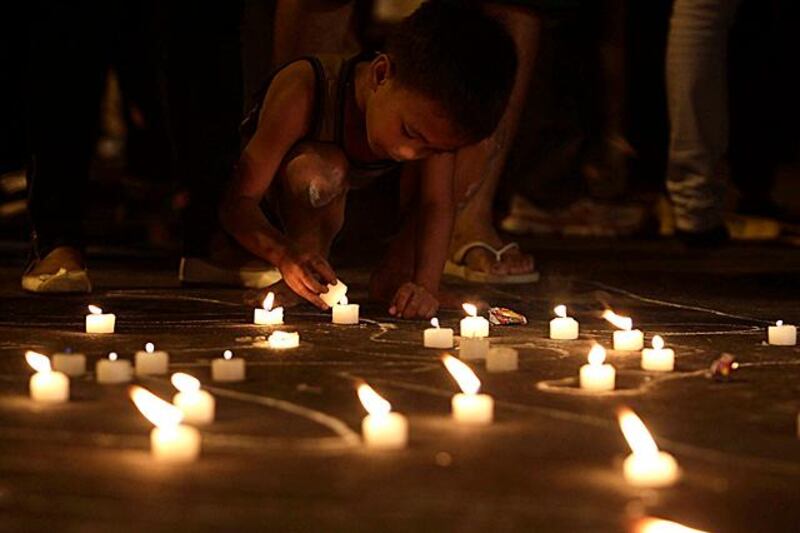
[709,353,739,380]
[489,307,528,326]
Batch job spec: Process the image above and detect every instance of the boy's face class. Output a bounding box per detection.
[364,56,471,161]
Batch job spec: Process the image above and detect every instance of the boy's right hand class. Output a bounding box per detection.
[277,249,337,309]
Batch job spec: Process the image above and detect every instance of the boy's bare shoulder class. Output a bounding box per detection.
[258,60,317,135]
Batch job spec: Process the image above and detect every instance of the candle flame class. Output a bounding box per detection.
[25,351,51,373]
[617,407,660,457]
[109,352,118,361]
[340,295,349,305]
[145,342,155,353]
[554,305,567,318]
[431,317,440,329]
[602,310,632,331]
[130,386,183,428]
[462,303,477,317]
[223,350,233,360]
[171,372,201,393]
[776,320,783,326]
[442,355,481,394]
[262,292,275,311]
[652,335,665,350]
[88,305,103,315]
[357,383,392,416]
[588,344,606,365]
[634,518,708,533]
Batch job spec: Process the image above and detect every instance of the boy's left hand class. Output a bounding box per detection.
[389,282,439,319]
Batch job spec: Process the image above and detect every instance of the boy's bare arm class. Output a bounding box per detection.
[390,154,456,319]
[220,62,336,307]
[414,153,456,292]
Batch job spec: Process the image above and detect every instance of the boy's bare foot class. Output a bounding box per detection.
[243,280,305,309]
[22,246,91,293]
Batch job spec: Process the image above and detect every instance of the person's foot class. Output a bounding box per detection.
[22,246,91,293]
[451,220,535,278]
[180,231,281,288]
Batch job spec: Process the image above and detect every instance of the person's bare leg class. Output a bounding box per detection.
[245,142,349,307]
[272,0,358,65]
[451,5,540,277]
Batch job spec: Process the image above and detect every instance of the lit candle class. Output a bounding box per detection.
[52,348,86,377]
[26,351,69,403]
[267,330,300,349]
[768,320,796,346]
[423,318,454,349]
[171,373,215,425]
[96,352,132,384]
[618,407,680,488]
[579,344,615,391]
[85,305,115,334]
[641,335,675,371]
[135,342,169,376]
[130,386,201,462]
[443,355,493,425]
[633,517,708,533]
[253,291,284,325]
[486,347,518,372]
[549,305,579,340]
[459,336,490,361]
[211,350,245,382]
[332,295,359,325]
[320,279,348,308]
[460,303,489,338]
[603,310,644,351]
[357,383,408,449]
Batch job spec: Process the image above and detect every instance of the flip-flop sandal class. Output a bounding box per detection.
[444,241,540,284]
[21,266,92,293]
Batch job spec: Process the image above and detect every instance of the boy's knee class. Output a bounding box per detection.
[284,144,349,208]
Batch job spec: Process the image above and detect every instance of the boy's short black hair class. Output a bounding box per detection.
[386,0,517,142]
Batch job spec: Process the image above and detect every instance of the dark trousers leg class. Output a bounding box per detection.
[26,1,111,258]
[161,2,244,257]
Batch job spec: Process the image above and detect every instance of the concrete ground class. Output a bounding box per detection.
[0,237,799,532]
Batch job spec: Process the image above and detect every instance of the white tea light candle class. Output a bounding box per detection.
[443,355,493,425]
[320,279,348,308]
[130,386,201,462]
[603,310,644,351]
[641,336,675,371]
[459,336,490,361]
[211,350,245,382]
[268,330,300,349]
[486,347,518,372]
[768,320,796,346]
[26,351,69,403]
[254,291,284,325]
[460,303,489,338]
[52,349,86,377]
[96,352,132,384]
[579,344,615,392]
[424,318,454,348]
[171,373,215,425]
[135,342,169,376]
[332,295,359,324]
[618,407,680,488]
[550,305,579,340]
[358,383,408,449]
[85,305,115,334]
